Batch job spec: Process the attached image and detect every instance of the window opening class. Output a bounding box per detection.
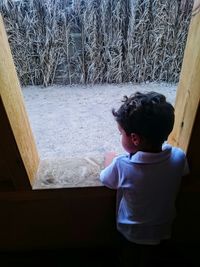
[0,0,195,189]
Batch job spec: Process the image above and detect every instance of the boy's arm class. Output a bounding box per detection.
[104,151,117,167]
[100,152,119,189]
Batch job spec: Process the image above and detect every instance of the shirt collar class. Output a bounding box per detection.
[129,144,172,164]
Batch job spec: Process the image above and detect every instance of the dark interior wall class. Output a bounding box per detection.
[0,97,31,191]
[173,103,200,243]
[0,187,117,251]
[0,184,199,251]
[173,192,200,243]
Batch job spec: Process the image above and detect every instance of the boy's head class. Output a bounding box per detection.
[112,91,174,153]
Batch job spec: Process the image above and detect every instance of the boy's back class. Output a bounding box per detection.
[100,144,187,244]
[99,91,188,245]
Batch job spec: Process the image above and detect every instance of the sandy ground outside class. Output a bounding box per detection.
[22,82,177,188]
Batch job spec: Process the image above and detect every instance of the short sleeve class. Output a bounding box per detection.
[99,158,119,189]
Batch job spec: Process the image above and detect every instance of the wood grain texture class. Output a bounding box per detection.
[168,0,200,152]
[0,15,39,188]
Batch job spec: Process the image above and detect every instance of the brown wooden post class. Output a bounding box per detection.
[0,15,40,190]
[168,0,200,152]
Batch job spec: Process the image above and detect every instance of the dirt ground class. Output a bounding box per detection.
[22,82,177,188]
[22,82,177,159]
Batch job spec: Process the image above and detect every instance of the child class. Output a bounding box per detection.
[100,91,188,265]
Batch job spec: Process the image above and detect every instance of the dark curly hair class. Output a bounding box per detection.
[112,91,174,147]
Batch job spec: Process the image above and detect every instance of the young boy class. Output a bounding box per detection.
[100,91,188,264]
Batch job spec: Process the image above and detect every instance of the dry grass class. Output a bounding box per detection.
[0,0,193,86]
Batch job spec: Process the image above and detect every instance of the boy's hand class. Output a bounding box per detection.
[104,151,117,167]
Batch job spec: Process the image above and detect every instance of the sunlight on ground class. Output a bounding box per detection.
[22,83,177,160]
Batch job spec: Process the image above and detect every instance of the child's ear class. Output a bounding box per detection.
[131,133,140,146]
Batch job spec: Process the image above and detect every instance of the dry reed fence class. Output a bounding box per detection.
[0,0,193,86]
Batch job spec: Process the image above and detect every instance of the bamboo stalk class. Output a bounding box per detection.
[0,0,193,86]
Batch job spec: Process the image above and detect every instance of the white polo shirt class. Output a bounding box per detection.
[100,144,188,245]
